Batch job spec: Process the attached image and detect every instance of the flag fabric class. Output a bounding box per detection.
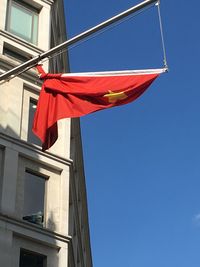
[33,65,166,151]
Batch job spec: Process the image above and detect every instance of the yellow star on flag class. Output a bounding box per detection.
[103,90,128,103]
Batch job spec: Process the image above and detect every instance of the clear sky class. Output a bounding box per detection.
[64,1,200,266]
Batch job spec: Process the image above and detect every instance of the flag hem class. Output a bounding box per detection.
[61,68,167,77]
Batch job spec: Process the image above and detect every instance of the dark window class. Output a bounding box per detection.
[23,170,46,226]
[20,249,47,267]
[7,0,38,44]
[3,45,30,62]
[28,98,41,146]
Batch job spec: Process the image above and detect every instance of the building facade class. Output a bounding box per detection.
[0,0,93,266]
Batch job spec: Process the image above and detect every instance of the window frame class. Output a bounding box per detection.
[6,0,39,45]
[16,156,62,231]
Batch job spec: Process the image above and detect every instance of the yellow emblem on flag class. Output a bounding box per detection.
[103,90,127,103]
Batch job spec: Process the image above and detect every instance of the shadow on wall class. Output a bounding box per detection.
[47,211,57,232]
[0,114,21,140]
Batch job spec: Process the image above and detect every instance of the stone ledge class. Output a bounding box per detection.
[0,30,44,54]
[0,132,73,169]
[0,213,72,248]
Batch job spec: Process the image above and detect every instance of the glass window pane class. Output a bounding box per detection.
[23,171,45,225]
[10,3,32,41]
[28,99,41,146]
[7,1,38,44]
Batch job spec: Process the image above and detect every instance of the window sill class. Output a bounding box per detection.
[0,212,71,247]
[0,131,73,168]
[0,30,44,54]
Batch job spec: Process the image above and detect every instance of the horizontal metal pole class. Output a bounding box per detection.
[0,0,158,81]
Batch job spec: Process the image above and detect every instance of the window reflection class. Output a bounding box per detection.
[28,98,41,146]
[7,0,38,45]
[23,170,46,226]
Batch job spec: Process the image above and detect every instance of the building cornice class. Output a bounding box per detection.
[0,132,73,170]
[0,30,44,54]
[0,213,71,248]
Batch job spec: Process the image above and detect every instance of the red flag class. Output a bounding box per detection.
[33,66,165,151]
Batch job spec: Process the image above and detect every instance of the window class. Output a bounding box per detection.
[28,98,41,146]
[21,88,41,146]
[16,156,62,231]
[20,249,47,267]
[23,170,46,226]
[3,43,31,62]
[7,0,38,45]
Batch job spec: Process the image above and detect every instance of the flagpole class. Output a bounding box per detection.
[0,0,158,81]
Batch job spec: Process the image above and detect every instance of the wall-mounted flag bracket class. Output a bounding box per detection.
[0,0,162,82]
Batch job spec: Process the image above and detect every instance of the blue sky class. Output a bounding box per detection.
[64,1,200,266]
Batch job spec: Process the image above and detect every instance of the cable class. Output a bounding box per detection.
[41,3,155,64]
[4,1,166,82]
[156,0,168,70]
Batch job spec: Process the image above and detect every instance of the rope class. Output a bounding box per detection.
[156,0,168,70]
